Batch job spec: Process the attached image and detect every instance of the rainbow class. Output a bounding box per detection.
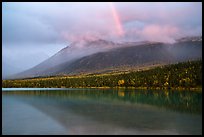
[109,2,124,36]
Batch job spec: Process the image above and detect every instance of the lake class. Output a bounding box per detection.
[2,88,202,135]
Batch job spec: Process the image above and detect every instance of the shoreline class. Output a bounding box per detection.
[3,60,202,91]
[2,87,202,92]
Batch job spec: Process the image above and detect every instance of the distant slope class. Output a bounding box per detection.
[48,40,202,75]
[11,39,120,79]
[11,37,202,79]
[53,42,171,75]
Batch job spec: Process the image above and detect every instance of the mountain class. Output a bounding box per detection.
[11,37,202,79]
[175,36,202,42]
[10,39,121,79]
[46,40,202,75]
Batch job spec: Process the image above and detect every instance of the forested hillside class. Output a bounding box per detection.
[2,60,202,89]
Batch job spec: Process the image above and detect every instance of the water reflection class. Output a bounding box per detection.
[2,89,202,135]
[4,89,202,114]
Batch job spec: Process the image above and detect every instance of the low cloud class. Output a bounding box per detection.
[141,25,179,43]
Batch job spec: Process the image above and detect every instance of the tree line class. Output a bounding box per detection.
[2,60,202,89]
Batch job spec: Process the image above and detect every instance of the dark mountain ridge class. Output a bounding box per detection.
[10,36,202,79]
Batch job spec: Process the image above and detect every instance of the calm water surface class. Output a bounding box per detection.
[2,88,202,135]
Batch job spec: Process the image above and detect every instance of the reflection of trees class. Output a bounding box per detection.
[3,89,202,114]
[118,91,125,97]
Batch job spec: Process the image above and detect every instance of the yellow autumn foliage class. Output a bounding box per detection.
[118,80,125,86]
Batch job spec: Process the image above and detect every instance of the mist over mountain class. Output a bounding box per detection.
[9,36,202,79]
[2,60,22,79]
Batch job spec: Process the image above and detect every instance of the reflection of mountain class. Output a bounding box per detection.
[6,89,201,134]
[12,36,202,79]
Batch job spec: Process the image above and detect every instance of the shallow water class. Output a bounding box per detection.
[2,88,202,135]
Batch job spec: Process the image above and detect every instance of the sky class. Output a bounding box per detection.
[2,2,202,76]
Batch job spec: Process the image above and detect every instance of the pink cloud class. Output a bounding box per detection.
[141,25,180,43]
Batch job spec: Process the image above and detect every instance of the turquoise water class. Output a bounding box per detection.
[2,88,202,135]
